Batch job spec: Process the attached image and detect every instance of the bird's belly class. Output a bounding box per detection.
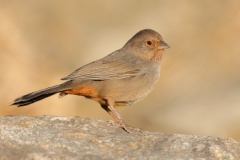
[100,66,161,106]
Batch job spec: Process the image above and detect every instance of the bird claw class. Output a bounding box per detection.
[120,123,145,135]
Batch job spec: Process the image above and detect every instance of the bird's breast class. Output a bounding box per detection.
[99,63,161,106]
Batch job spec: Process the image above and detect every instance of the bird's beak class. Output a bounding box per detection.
[158,41,170,49]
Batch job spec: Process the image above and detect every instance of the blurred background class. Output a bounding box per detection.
[1,0,240,140]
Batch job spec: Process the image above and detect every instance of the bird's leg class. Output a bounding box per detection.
[101,101,130,133]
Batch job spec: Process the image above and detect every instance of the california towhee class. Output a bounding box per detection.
[12,29,169,132]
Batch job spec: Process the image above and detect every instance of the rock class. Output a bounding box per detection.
[0,116,239,160]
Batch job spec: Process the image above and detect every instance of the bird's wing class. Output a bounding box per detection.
[61,55,141,81]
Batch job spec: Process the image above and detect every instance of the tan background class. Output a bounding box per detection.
[1,1,240,140]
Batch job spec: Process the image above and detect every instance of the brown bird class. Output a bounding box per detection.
[12,29,169,132]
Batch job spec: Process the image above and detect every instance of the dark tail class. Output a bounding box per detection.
[12,84,64,107]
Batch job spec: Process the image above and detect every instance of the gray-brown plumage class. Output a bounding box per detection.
[12,29,169,132]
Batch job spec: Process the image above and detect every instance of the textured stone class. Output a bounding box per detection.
[0,116,239,160]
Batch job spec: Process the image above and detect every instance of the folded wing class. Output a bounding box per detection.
[61,55,141,81]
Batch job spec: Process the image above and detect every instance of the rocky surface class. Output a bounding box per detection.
[0,116,239,160]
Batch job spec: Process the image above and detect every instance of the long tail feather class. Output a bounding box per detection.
[12,85,63,107]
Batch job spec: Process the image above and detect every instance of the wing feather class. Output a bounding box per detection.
[61,51,141,81]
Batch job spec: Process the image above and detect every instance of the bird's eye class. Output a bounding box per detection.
[146,40,153,46]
